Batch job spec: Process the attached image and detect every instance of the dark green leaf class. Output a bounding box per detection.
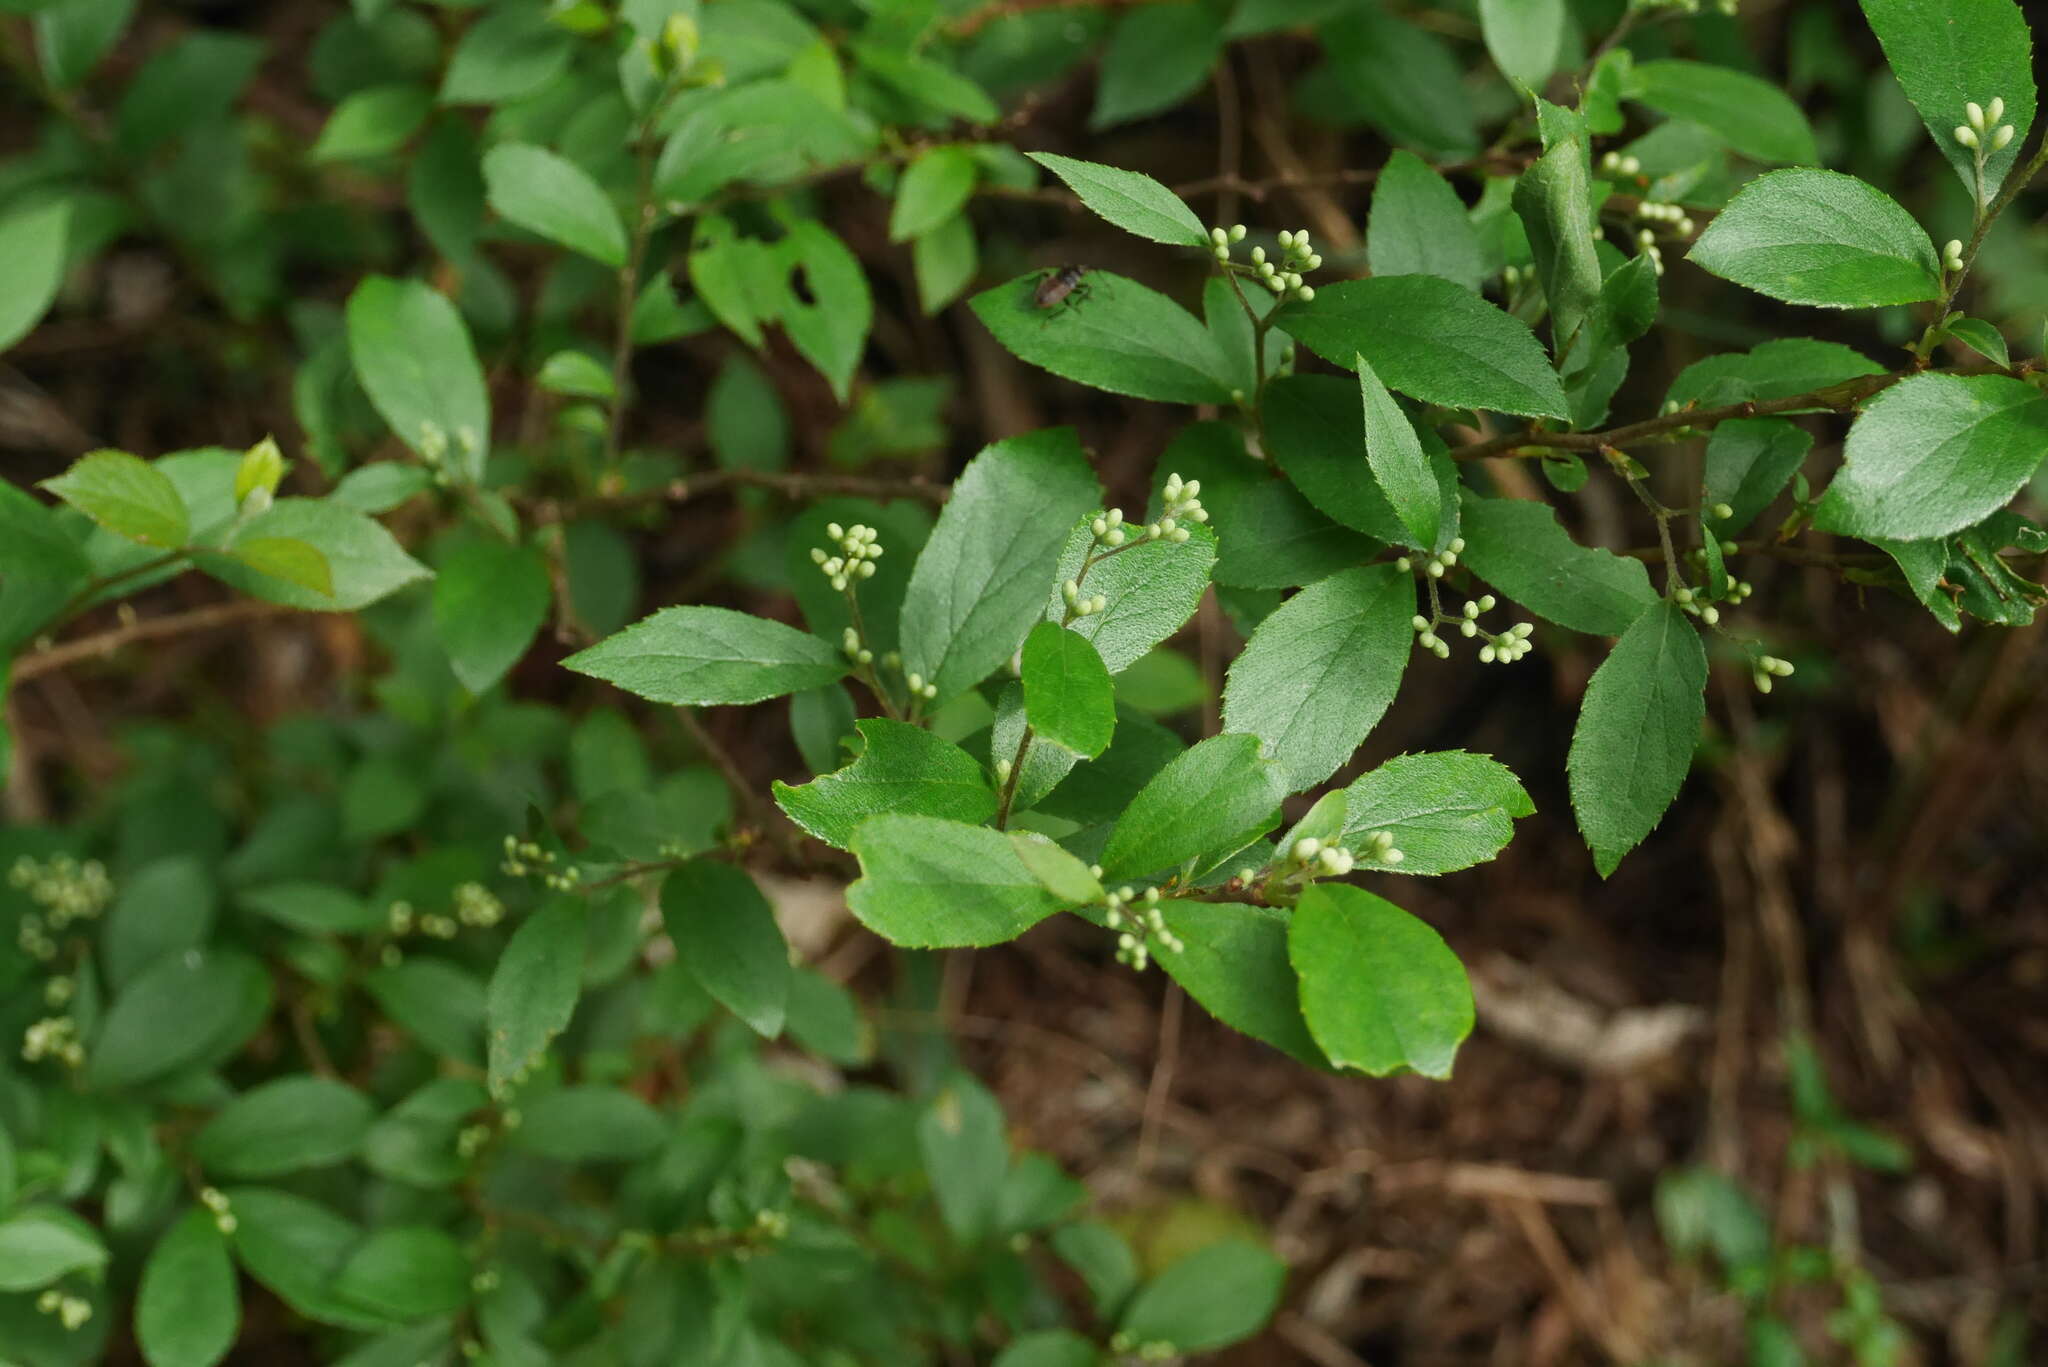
[310,84,432,162]
[994,1330,1098,1367]
[440,5,572,105]
[777,220,872,401]
[1459,494,1659,634]
[136,1209,237,1367]
[0,199,69,354]
[1666,338,1883,411]
[971,270,1235,405]
[1358,358,1442,551]
[0,1207,107,1291]
[1860,0,2035,198]
[330,1227,469,1322]
[1366,150,1483,292]
[1627,60,1819,164]
[1567,601,1706,875]
[1274,277,1570,420]
[1119,1239,1285,1353]
[1687,169,1941,308]
[225,1188,390,1332]
[194,1078,374,1179]
[237,882,382,935]
[364,958,484,1066]
[1157,902,1327,1065]
[1479,0,1565,88]
[346,276,491,481]
[1704,418,1813,533]
[914,213,979,314]
[486,899,585,1097]
[1025,151,1208,247]
[847,815,1072,947]
[661,860,791,1038]
[1305,8,1478,157]
[1043,518,1217,673]
[89,949,271,1090]
[510,1087,664,1163]
[1021,621,1116,758]
[1091,0,1224,130]
[433,537,550,694]
[890,145,978,243]
[916,1073,1007,1245]
[1339,751,1535,875]
[483,142,627,268]
[774,719,997,850]
[1222,565,1411,791]
[563,606,847,706]
[1290,884,1472,1077]
[1099,733,1286,879]
[35,0,132,90]
[103,856,214,989]
[1942,315,2011,366]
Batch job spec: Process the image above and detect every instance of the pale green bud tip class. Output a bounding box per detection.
[1210,227,1229,246]
[1993,124,2015,150]
[1292,837,1321,860]
[235,435,287,503]
[1213,244,1231,261]
[1711,503,1734,521]
[1277,230,1295,248]
[1967,101,1986,131]
[1479,595,1496,610]
[1229,224,1246,241]
[826,522,843,539]
[1700,606,1720,625]
[1395,557,1412,572]
[1250,245,1266,264]
[1479,644,1496,663]
[1988,96,2005,125]
[1297,285,1315,302]
[1411,615,1430,631]
[906,672,924,691]
[1956,124,1980,148]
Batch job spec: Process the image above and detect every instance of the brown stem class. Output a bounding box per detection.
[14,600,290,684]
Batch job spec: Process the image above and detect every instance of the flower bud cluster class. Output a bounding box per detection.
[10,855,113,962]
[22,1015,82,1068]
[1102,883,1182,970]
[1291,831,1403,877]
[1598,151,1643,179]
[1752,654,1795,694]
[35,1289,92,1332]
[501,835,581,891]
[1060,580,1108,617]
[1212,224,1319,301]
[201,1185,237,1235]
[810,521,883,592]
[1942,238,1966,274]
[841,626,874,666]
[902,670,939,701]
[1956,97,2016,152]
[1394,537,1465,580]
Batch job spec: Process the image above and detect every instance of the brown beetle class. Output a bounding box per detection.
[1031,265,1091,318]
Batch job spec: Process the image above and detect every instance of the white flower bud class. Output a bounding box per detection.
[1169,527,1189,542]
[1988,97,2005,125]
[1277,231,1294,248]
[1229,224,1246,242]
[1296,285,1315,302]
[1395,557,1412,572]
[1210,227,1229,246]
[1460,620,1478,638]
[1480,643,1496,664]
[1993,124,2015,150]
[1967,101,1986,132]
[1412,615,1430,631]
[1250,245,1266,264]
[1479,595,1496,611]
[1293,837,1321,860]
[826,523,843,540]
[1214,244,1231,261]
[1711,503,1734,520]
[906,672,924,691]
[1956,124,1980,148]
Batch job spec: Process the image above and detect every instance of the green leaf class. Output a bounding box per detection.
[1290,883,1473,1077]
[917,1074,1009,1246]
[914,213,979,314]
[972,270,1234,405]
[236,882,381,935]
[1008,831,1106,906]
[563,605,847,705]
[1157,903,1327,1065]
[1339,751,1535,875]
[114,31,262,157]
[486,899,585,1097]
[1366,150,1484,292]
[1091,0,1224,130]
[777,220,872,402]
[1119,1239,1285,1353]
[1043,518,1217,673]
[440,4,573,105]
[1687,169,1942,309]
[1274,277,1570,420]
[229,536,333,599]
[483,142,627,268]
[1627,60,1819,165]
[194,1078,374,1179]
[1305,8,1478,157]
[1814,373,2048,541]
[1860,0,2036,199]
[40,449,189,548]
[330,1227,470,1322]
[346,276,491,481]
[0,198,69,354]
[846,815,1072,947]
[35,0,132,90]
[536,349,616,400]
[104,857,214,989]
[661,860,791,1038]
[90,948,271,1090]
[1358,358,1442,551]
[364,959,485,1066]
[898,430,1101,702]
[0,1207,107,1291]
[774,719,997,850]
[1458,494,1660,634]
[1053,1222,1141,1319]
[310,84,432,162]
[1099,733,1286,880]
[207,499,431,612]
[1704,418,1814,533]
[509,1086,664,1163]
[410,116,486,263]
[225,1188,390,1332]
[1942,315,2011,367]
[994,1330,1099,1367]
[1025,151,1208,247]
[432,537,550,694]
[1021,621,1116,758]
[890,145,978,244]
[1222,565,1411,792]
[1667,338,1884,410]
[991,682,1080,812]
[136,1209,238,1367]
[1567,601,1707,876]
[851,42,999,124]
[1261,373,1456,549]
[1479,0,1565,88]
[1513,126,1603,354]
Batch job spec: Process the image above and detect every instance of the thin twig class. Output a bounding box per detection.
[532,469,949,524]
[14,600,291,684]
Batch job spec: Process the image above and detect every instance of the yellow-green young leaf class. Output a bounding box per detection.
[846,815,1072,947]
[486,898,585,1096]
[1021,622,1115,758]
[1025,151,1209,247]
[1860,0,2035,199]
[1156,902,1327,1066]
[1091,0,1226,130]
[1099,733,1287,880]
[777,220,872,401]
[483,142,627,268]
[970,270,1236,405]
[1704,418,1814,534]
[914,213,979,314]
[1812,373,2048,541]
[535,349,616,399]
[917,1072,1008,1245]
[1290,884,1473,1077]
[1008,832,1104,905]
[229,536,333,599]
[1478,0,1564,88]
[40,450,190,548]
[1118,1239,1286,1354]
[686,214,787,349]
[1567,601,1706,876]
[662,860,790,1038]
[136,1209,238,1367]
[0,199,69,354]
[1458,494,1659,635]
[193,1078,374,1179]
[310,84,432,162]
[1273,277,1570,420]
[346,276,491,481]
[1366,150,1484,292]
[1221,565,1412,792]
[1358,357,1441,552]
[773,719,997,850]
[433,537,550,694]
[889,144,978,243]
[1339,751,1534,875]
[207,499,431,612]
[1042,517,1217,673]
[0,1207,107,1291]
[1687,170,1942,309]
[329,1226,470,1322]
[564,605,848,705]
[898,431,1101,702]
[1626,60,1819,165]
